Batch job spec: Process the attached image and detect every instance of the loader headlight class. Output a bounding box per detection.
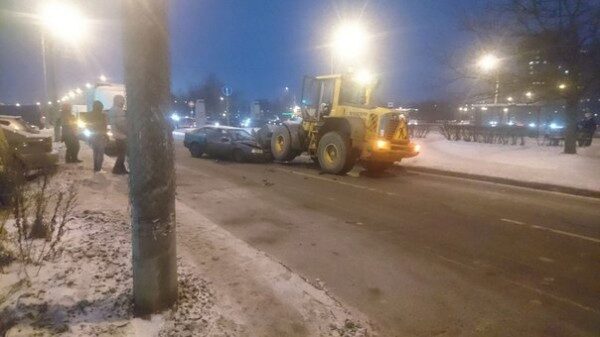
[374,139,391,150]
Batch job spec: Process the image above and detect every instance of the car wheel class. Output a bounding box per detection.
[317,131,355,175]
[232,149,245,163]
[189,143,203,158]
[270,126,297,161]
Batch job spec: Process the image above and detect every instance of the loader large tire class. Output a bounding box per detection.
[271,126,297,161]
[317,131,355,175]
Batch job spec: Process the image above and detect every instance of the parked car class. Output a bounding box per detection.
[0,115,58,171]
[183,126,270,162]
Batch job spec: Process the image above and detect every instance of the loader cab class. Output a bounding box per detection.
[301,74,374,121]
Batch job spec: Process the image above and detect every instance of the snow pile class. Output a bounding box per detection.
[403,133,600,191]
[0,208,219,337]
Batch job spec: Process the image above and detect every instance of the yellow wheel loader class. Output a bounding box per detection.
[265,73,420,174]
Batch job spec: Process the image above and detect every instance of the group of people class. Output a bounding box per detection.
[59,95,128,174]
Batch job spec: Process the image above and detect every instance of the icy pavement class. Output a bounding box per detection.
[0,144,373,336]
[403,133,600,192]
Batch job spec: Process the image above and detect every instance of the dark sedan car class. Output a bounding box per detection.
[0,115,58,171]
[183,126,269,162]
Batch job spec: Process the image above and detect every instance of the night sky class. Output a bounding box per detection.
[0,0,482,106]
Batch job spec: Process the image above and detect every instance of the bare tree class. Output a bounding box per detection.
[461,0,600,153]
[122,0,178,314]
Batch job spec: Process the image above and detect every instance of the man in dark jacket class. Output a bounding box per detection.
[60,103,81,163]
[88,101,107,172]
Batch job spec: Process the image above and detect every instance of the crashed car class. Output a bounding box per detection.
[183,125,270,162]
[0,115,58,171]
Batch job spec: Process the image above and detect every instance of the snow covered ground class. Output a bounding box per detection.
[0,145,373,336]
[403,133,600,192]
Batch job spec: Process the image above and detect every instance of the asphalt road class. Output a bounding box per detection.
[173,141,600,337]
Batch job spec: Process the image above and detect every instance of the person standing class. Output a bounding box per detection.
[579,113,597,147]
[88,101,107,172]
[108,95,128,174]
[60,103,81,163]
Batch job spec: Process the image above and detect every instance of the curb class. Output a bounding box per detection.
[400,165,600,199]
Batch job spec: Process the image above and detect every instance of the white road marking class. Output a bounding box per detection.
[538,256,554,263]
[280,172,600,245]
[430,251,599,315]
[500,218,600,244]
[500,218,526,225]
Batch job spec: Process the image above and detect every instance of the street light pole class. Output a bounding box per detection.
[123,0,178,315]
[41,31,59,138]
[493,73,499,105]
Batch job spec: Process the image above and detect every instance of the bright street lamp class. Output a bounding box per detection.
[477,53,500,72]
[477,53,501,104]
[38,1,89,141]
[507,96,513,102]
[99,75,107,82]
[525,91,533,99]
[331,21,369,72]
[39,2,88,43]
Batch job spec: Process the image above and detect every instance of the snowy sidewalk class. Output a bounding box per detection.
[402,133,600,194]
[0,144,373,337]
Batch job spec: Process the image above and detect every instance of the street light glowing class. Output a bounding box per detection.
[47,101,53,105]
[507,96,513,102]
[558,83,567,90]
[15,103,21,107]
[332,22,369,62]
[36,102,41,106]
[99,75,107,82]
[39,2,88,43]
[477,53,500,72]
[85,82,92,89]
[525,91,533,99]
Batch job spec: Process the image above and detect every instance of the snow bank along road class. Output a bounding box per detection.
[173,140,600,337]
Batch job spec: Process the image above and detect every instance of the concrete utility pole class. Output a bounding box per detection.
[122,0,178,315]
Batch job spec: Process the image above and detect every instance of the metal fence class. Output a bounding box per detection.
[439,123,527,145]
[409,122,597,147]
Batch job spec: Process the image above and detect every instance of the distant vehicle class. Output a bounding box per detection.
[0,105,44,128]
[0,115,58,171]
[86,83,126,112]
[183,126,269,162]
[171,115,196,129]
